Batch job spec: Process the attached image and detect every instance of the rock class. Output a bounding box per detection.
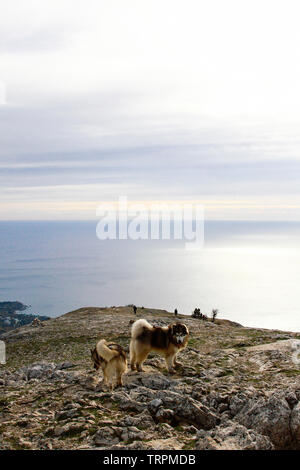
[54,426,65,437]
[120,426,146,442]
[118,398,145,413]
[155,408,175,424]
[63,401,81,410]
[108,440,147,450]
[118,409,155,430]
[139,374,171,390]
[219,403,229,413]
[19,439,33,449]
[26,363,55,380]
[229,393,249,417]
[155,423,174,438]
[285,391,298,409]
[55,408,80,421]
[56,362,75,370]
[233,393,292,449]
[54,423,86,437]
[144,437,183,450]
[195,422,274,450]
[93,427,120,446]
[16,419,28,427]
[184,425,198,434]
[148,390,219,429]
[290,402,300,446]
[148,398,163,414]
[114,390,146,413]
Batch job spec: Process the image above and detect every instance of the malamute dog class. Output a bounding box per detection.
[130,319,189,373]
[90,339,127,390]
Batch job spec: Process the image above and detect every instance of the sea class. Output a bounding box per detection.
[0,220,300,332]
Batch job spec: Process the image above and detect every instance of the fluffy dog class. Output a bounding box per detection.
[90,339,127,390]
[130,319,189,373]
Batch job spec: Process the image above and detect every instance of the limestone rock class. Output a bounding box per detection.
[233,393,292,448]
[290,402,300,445]
[195,422,274,450]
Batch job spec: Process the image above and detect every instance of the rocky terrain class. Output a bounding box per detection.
[0,306,300,450]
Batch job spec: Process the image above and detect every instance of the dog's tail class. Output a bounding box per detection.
[96,339,121,362]
[131,318,153,339]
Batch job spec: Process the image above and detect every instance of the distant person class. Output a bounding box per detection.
[174,308,178,317]
[133,305,137,315]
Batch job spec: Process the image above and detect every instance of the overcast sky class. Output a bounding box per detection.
[1,0,300,220]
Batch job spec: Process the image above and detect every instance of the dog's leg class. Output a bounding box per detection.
[136,349,149,372]
[165,354,176,374]
[173,353,182,368]
[102,369,109,389]
[116,371,124,387]
[130,340,137,371]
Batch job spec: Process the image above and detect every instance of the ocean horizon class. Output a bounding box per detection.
[1,220,300,332]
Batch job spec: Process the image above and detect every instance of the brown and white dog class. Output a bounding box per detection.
[90,339,127,390]
[129,319,189,373]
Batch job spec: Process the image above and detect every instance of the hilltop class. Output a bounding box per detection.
[0,306,300,450]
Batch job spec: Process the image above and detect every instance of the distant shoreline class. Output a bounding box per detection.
[0,301,28,315]
[0,301,50,334]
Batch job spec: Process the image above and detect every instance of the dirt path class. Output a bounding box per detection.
[246,339,296,352]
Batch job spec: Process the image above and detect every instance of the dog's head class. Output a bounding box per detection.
[90,347,105,370]
[170,323,189,345]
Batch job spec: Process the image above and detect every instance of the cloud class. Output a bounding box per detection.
[1,0,300,219]
[0,29,70,54]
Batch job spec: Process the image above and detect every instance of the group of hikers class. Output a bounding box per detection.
[191,308,208,320]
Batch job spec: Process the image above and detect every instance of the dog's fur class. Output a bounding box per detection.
[130,319,189,373]
[90,339,127,390]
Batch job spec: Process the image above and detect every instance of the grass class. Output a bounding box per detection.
[183,439,196,450]
[279,369,300,377]
[219,369,234,377]
[6,334,96,368]
[59,425,86,439]
[0,395,8,405]
[5,436,25,450]
[110,335,130,347]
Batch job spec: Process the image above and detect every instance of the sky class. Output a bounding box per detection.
[1,0,300,220]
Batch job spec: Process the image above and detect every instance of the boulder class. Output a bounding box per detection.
[93,427,120,446]
[290,402,300,446]
[148,390,219,429]
[195,422,274,450]
[233,393,292,449]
